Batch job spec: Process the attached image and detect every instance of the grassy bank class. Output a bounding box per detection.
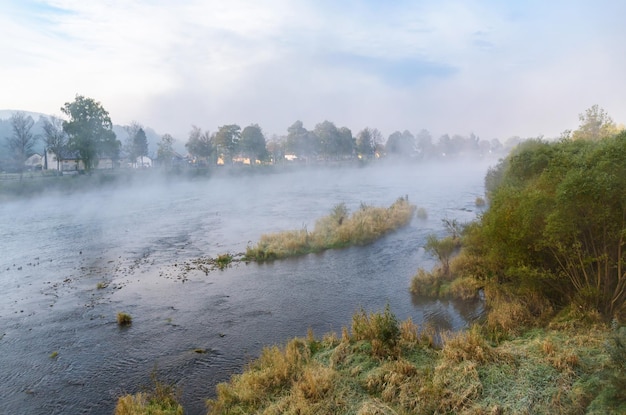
[205,308,625,414]
[115,307,625,414]
[245,197,416,261]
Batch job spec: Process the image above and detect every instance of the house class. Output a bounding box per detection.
[43,149,115,172]
[132,156,152,168]
[24,153,43,170]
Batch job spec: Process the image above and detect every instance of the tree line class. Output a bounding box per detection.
[2,96,618,176]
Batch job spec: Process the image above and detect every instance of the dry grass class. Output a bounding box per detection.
[205,307,624,415]
[115,376,183,415]
[245,197,415,261]
[117,312,132,326]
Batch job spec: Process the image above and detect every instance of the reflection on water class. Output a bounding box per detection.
[0,160,493,415]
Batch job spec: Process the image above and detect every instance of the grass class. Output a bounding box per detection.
[117,312,132,326]
[114,374,183,415]
[245,197,416,261]
[215,253,233,270]
[205,308,626,415]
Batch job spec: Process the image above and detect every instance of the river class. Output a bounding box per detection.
[0,159,493,415]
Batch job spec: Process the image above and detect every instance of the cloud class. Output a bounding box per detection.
[1,0,626,143]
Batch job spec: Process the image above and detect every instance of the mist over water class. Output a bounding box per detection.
[0,159,493,415]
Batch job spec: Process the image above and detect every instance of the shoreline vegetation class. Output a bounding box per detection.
[244,196,416,261]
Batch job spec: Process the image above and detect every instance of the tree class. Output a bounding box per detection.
[286,121,319,159]
[157,133,175,168]
[124,121,148,166]
[239,124,267,162]
[424,234,457,278]
[415,129,434,158]
[572,104,620,141]
[6,112,38,178]
[214,124,241,164]
[42,116,67,170]
[61,95,119,171]
[185,126,213,164]
[314,121,354,159]
[132,128,148,167]
[475,134,626,318]
[356,128,376,159]
[385,130,415,157]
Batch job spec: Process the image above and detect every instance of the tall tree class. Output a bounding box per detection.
[415,129,434,158]
[356,127,376,159]
[6,112,38,179]
[123,121,148,165]
[42,116,67,170]
[572,104,620,141]
[286,121,319,159]
[157,133,175,168]
[132,127,149,167]
[239,124,267,162]
[61,95,119,171]
[214,124,241,164]
[386,130,415,157]
[185,126,213,164]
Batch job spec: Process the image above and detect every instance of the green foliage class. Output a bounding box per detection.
[424,234,457,277]
[215,253,233,270]
[572,104,621,141]
[239,124,268,161]
[61,95,119,171]
[185,125,213,162]
[471,132,626,319]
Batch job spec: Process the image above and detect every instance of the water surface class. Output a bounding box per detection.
[0,160,492,414]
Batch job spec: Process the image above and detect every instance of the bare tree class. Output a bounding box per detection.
[42,116,67,170]
[6,112,38,179]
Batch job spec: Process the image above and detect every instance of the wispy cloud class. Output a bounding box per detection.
[1,0,625,141]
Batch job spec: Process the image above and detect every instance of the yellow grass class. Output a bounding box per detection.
[245,197,415,261]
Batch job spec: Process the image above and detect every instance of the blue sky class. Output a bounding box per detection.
[1,0,625,141]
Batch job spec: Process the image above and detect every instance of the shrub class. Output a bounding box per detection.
[409,268,441,297]
[117,312,132,326]
[475,196,486,207]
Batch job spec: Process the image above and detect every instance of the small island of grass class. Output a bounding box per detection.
[245,196,416,261]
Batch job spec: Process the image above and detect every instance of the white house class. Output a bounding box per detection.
[24,153,43,170]
[132,156,152,168]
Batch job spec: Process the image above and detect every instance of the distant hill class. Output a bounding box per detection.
[0,109,180,158]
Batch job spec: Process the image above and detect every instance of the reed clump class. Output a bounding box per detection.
[117,312,132,326]
[245,197,415,261]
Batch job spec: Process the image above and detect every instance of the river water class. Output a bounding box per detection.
[0,159,493,415]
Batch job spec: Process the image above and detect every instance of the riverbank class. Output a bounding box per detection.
[116,307,626,414]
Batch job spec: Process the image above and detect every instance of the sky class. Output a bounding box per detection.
[1,0,625,142]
